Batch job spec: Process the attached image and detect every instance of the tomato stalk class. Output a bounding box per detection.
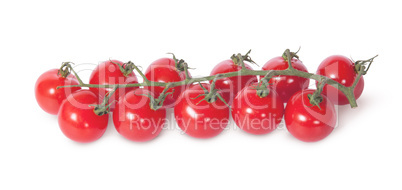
[129,61,150,84]
[307,79,327,109]
[231,50,259,70]
[58,49,377,109]
[352,55,377,89]
[183,62,191,80]
[231,49,257,67]
[281,47,301,66]
[110,60,136,77]
[151,83,174,110]
[192,74,228,106]
[254,70,281,98]
[168,53,192,80]
[339,54,377,107]
[59,62,85,85]
[132,83,175,110]
[90,86,118,116]
[57,62,73,78]
[58,62,85,86]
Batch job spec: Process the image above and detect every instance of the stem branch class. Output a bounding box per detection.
[67,63,84,85]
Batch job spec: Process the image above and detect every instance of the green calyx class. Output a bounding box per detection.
[354,55,378,75]
[307,79,328,110]
[58,62,73,78]
[231,49,259,68]
[167,53,186,72]
[307,94,323,109]
[110,60,135,77]
[254,70,277,98]
[252,84,270,98]
[168,53,192,80]
[192,75,229,107]
[192,83,218,104]
[90,87,118,116]
[92,103,114,116]
[282,47,300,63]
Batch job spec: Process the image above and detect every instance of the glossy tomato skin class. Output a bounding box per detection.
[174,84,230,139]
[35,69,81,115]
[113,89,166,142]
[316,55,364,105]
[58,90,108,143]
[89,60,138,110]
[144,58,189,108]
[231,85,284,135]
[210,60,258,104]
[261,56,309,103]
[285,89,337,142]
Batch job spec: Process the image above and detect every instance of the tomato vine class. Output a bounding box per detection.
[58,49,377,113]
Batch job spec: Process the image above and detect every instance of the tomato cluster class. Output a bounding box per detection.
[35,51,368,143]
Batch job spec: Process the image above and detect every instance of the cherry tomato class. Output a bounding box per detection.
[210,60,258,104]
[113,89,166,142]
[284,89,337,142]
[35,69,81,115]
[89,60,138,110]
[174,83,230,139]
[144,58,190,108]
[58,90,108,143]
[261,56,309,103]
[231,84,284,135]
[316,55,364,105]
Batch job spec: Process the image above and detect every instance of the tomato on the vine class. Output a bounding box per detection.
[174,83,230,139]
[58,90,108,143]
[210,60,258,104]
[113,89,166,142]
[316,55,364,105]
[284,89,336,142]
[35,68,81,115]
[144,58,190,108]
[89,60,138,110]
[261,56,309,103]
[231,84,284,135]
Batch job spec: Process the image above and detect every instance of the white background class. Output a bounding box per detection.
[1,0,401,189]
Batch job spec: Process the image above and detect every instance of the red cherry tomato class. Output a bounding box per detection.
[231,84,284,135]
[174,83,230,139]
[58,90,108,143]
[89,60,138,110]
[144,58,189,108]
[35,69,81,115]
[113,89,166,142]
[316,55,364,105]
[261,56,309,103]
[210,60,258,104]
[284,89,337,142]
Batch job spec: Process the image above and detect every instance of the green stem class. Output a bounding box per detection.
[284,49,295,70]
[259,70,277,86]
[58,62,72,78]
[58,51,377,108]
[131,62,149,83]
[308,79,327,109]
[255,70,277,98]
[91,86,118,116]
[67,64,84,85]
[147,83,174,110]
[58,69,357,107]
[194,74,228,106]
[183,62,191,80]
